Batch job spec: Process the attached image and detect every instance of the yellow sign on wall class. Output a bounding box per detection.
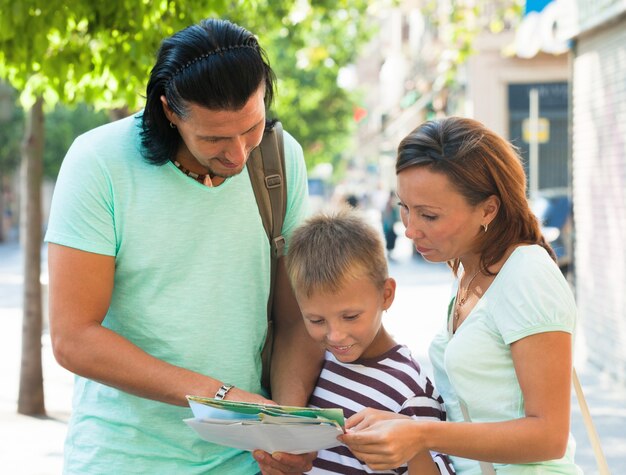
[522,118,550,143]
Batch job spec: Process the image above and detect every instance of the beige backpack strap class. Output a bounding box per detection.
[573,368,611,474]
[247,120,287,394]
[459,401,497,475]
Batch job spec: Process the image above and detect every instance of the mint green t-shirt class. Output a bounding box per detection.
[45,115,309,474]
[429,245,582,474]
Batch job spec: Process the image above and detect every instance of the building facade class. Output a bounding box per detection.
[563,0,626,384]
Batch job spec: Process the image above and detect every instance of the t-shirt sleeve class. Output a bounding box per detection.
[492,249,576,345]
[281,130,309,245]
[401,395,455,474]
[44,135,117,256]
[400,389,446,422]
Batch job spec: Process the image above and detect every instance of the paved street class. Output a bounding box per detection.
[1,235,625,474]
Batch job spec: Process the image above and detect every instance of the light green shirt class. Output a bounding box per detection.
[429,245,582,474]
[45,114,309,474]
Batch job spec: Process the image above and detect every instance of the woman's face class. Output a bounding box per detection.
[396,166,487,263]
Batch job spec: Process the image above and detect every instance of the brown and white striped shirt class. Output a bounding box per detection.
[307,345,454,474]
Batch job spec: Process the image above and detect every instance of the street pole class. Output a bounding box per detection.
[529,88,539,198]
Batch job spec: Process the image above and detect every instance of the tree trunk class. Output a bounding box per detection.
[109,106,130,121]
[17,96,46,416]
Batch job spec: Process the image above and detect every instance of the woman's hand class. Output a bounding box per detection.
[254,450,316,475]
[340,415,424,471]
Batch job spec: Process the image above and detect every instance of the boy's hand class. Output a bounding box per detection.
[345,407,410,431]
[254,450,316,474]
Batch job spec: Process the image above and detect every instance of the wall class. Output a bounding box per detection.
[571,14,626,383]
[467,31,569,139]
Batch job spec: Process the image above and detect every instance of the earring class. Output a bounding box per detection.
[482,223,489,233]
[169,121,176,129]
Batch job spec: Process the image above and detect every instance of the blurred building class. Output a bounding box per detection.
[353,1,626,387]
[352,0,446,193]
[467,2,572,274]
[560,0,626,385]
[467,30,569,193]
[353,1,570,192]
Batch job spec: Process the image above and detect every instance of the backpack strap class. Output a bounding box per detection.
[247,120,287,393]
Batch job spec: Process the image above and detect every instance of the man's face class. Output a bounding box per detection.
[162,85,266,179]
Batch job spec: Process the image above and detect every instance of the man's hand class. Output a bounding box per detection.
[222,387,274,405]
[253,450,316,475]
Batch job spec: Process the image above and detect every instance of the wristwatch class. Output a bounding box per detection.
[214,383,234,400]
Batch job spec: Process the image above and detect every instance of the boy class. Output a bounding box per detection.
[285,208,454,474]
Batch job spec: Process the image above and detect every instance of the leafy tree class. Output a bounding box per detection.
[0,0,373,415]
[44,103,110,178]
[265,2,373,169]
[2,1,372,162]
[423,0,524,115]
[0,83,23,242]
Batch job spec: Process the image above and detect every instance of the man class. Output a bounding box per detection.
[46,18,323,474]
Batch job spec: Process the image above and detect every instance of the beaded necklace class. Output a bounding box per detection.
[172,160,214,187]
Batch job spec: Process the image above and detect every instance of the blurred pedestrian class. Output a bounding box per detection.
[381,191,399,257]
[341,117,582,474]
[45,18,322,475]
[345,193,359,208]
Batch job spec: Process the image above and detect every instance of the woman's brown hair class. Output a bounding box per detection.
[396,116,556,275]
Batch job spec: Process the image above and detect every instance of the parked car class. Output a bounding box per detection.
[529,188,573,276]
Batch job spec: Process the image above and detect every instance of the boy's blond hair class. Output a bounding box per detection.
[285,207,389,298]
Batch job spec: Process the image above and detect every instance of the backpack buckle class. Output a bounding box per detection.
[272,235,286,258]
[265,174,282,189]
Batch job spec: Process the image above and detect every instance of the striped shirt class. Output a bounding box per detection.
[307,345,454,475]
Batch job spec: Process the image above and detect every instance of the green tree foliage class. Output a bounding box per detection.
[0,84,23,173]
[0,0,374,414]
[0,1,373,171]
[0,83,23,242]
[426,0,524,91]
[43,104,109,178]
[264,2,373,168]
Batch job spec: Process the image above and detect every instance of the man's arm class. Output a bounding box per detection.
[254,257,323,473]
[48,243,271,407]
[268,258,324,406]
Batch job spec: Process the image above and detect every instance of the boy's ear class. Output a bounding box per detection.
[382,277,396,310]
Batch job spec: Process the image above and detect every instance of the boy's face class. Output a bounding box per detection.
[297,275,396,363]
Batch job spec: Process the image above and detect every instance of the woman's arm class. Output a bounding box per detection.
[341,331,572,468]
[48,244,272,406]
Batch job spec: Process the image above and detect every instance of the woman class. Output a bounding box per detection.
[340,117,581,474]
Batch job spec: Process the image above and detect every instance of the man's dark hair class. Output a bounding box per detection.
[139,18,276,165]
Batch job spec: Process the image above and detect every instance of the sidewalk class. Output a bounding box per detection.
[1,237,625,474]
[0,239,73,474]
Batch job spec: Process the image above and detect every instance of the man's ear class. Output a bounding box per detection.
[382,277,396,311]
[160,95,174,124]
